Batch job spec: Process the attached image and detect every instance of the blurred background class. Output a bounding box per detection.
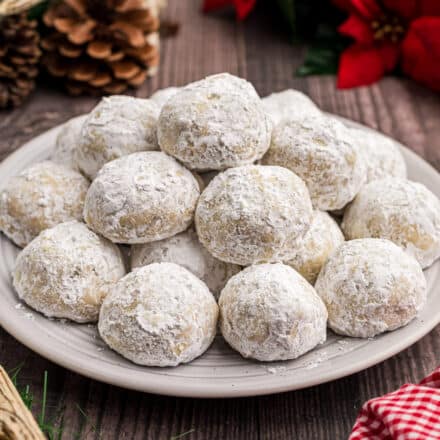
[1,0,439,165]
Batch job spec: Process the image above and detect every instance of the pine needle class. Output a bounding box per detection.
[38,370,47,427]
[8,365,64,440]
[76,403,101,439]
[38,371,64,440]
[9,363,34,410]
[170,428,195,440]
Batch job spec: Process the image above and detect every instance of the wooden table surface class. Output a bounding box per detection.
[1,1,440,439]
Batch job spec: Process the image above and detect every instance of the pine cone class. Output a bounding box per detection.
[0,13,41,109]
[41,0,161,96]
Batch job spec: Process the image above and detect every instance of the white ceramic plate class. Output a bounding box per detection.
[0,115,439,398]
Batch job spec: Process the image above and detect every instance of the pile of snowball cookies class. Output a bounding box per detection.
[1,73,440,367]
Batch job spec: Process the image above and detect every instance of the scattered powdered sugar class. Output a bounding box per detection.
[266,365,287,375]
[337,339,349,351]
[342,177,440,268]
[219,263,328,362]
[305,351,328,369]
[24,312,35,321]
[195,165,313,265]
[14,303,35,320]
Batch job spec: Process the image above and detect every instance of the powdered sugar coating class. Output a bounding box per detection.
[350,128,407,183]
[98,262,218,366]
[315,238,427,338]
[150,87,181,109]
[196,165,313,265]
[0,161,89,247]
[84,152,200,244]
[13,221,125,323]
[76,95,160,179]
[157,73,272,171]
[219,263,328,361]
[51,116,85,172]
[286,211,344,284]
[261,89,321,125]
[262,115,366,210]
[131,229,241,298]
[342,178,440,268]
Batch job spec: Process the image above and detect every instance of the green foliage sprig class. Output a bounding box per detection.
[8,365,63,440]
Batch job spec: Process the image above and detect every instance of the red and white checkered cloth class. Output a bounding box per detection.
[350,368,440,440]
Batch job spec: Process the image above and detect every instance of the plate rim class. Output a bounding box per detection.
[0,114,439,398]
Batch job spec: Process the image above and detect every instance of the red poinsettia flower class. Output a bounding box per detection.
[401,16,440,91]
[203,0,256,20]
[335,0,440,90]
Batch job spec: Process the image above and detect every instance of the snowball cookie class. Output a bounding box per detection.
[84,151,200,244]
[76,95,159,179]
[131,229,241,298]
[286,211,344,285]
[0,161,89,247]
[219,263,327,361]
[50,116,84,172]
[262,115,366,210]
[13,221,125,323]
[158,73,272,171]
[98,262,218,366]
[315,238,427,338]
[351,128,407,183]
[342,178,440,268]
[195,165,313,265]
[150,86,180,109]
[262,89,321,125]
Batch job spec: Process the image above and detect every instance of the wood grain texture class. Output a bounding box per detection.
[1,1,440,439]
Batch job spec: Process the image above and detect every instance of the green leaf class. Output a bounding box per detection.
[27,0,48,21]
[9,363,34,410]
[296,45,341,76]
[296,23,350,77]
[276,0,296,34]
[9,364,64,439]
[296,46,341,76]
